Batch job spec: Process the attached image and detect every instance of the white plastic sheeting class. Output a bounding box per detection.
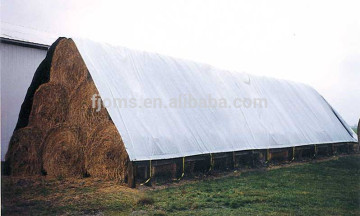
[73,38,358,161]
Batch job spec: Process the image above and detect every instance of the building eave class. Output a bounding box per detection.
[0,37,49,50]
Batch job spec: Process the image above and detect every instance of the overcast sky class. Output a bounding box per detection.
[1,0,359,126]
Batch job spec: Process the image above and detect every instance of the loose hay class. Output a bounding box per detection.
[85,122,129,181]
[5,127,43,176]
[50,38,89,96]
[28,82,69,131]
[42,125,85,178]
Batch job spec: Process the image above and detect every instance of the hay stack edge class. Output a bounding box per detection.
[5,38,358,187]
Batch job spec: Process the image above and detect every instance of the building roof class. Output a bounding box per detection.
[0,22,57,49]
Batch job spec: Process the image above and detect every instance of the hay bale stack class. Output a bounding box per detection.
[42,125,85,178]
[85,122,129,180]
[28,82,69,131]
[5,127,43,176]
[50,39,89,96]
[6,38,129,181]
[68,81,110,141]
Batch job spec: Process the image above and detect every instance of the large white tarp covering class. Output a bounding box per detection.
[73,38,357,161]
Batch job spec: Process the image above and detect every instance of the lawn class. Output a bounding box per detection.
[2,155,360,215]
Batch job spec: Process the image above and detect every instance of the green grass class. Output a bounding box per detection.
[142,156,360,215]
[2,155,360,215]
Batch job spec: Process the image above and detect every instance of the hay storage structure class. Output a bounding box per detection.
[5,38,358,187]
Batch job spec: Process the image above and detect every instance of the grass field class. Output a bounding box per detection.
[2,155,360,215]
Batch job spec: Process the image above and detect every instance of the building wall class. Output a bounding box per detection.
[1,42,47,160]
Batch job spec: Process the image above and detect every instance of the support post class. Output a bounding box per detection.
[232,152,236,168]
[209,153,214,171]
[313,144,317,158]
[171,163,177,179]
[266,149,271,163]
[127,162,136,188]
[178,157,185,180]
[251,150,255,167]
[141,160,152,186]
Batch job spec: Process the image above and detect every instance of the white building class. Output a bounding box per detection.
[0,23,56,160]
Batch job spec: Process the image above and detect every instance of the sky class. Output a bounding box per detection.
[1,0,359,126]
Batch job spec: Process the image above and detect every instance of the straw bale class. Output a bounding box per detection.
[50,38,89,95]
[5,127,43,176]
[68,80,110,140]
[85,122,129,180]
[42,125,85,178]
[28,82,69,131]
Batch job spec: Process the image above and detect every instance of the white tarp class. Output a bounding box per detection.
[73,38,357,161]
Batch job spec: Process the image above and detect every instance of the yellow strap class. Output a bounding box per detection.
[141,160,152,185]
[266,149,270,163]
[292,147,295,161]
[209,153,214,171]
[177,157,185,180]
